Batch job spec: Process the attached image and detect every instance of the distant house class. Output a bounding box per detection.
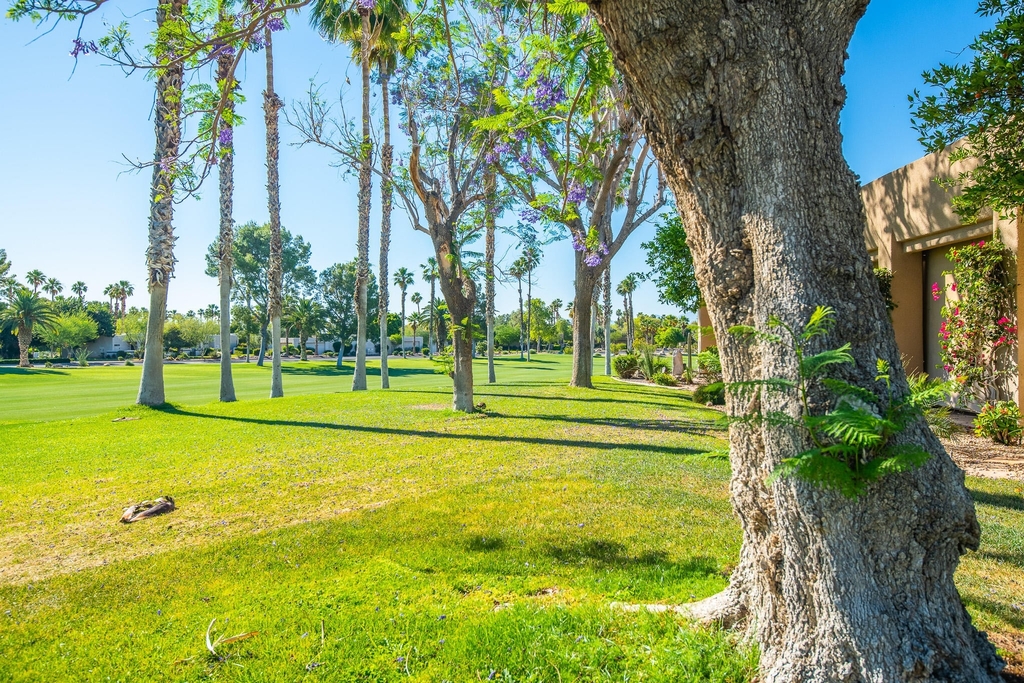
[85,334,131,359]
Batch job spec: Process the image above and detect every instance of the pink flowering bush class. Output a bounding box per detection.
[936,239,1017,406]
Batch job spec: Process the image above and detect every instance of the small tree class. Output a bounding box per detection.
[40,313,99,358]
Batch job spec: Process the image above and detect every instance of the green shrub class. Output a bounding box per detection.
[637,345,670,380]
[476,341,488,356]
[974,401,1023,445]
[124,359,134,366]
[44,361,54,368]
[421,346,430,355]
[611,343,627,354]
[653,372,678,386]
[612,353,639,378]
[75,349,91,367]
[697,348,722,378]
[693,382,725,406]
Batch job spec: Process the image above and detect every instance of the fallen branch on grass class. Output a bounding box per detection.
[120,496,176,524]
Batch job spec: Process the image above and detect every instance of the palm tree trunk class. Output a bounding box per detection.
[484,168,496,383]
[517,277,524,360]
[378,72,393,388]
[300,333,308,361]
[352,8,373,392]
[526,268,532,362]
[428,279,435,355]
[137,0,185,407]
[17,327,32,368]
[217,43,237,403]
[400,292,406,357]
[264,26,284,399]
[603,267,612,374]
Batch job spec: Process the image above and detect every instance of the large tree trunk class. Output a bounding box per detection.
[526,270,533,362]
[485,168,497,383]
[352,8,373,392]
[570,262,598,388]
[137,0,185,407]
[17,327,32,368]
[379,72,393,389]
[451,312,474,412]
[603,267,612,375]
[586,1,1003,680]
[216,48,237,404]
[264,26,284,399]
[517,278,525,360]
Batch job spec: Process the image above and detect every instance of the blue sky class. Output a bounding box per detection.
[0,1,993,319]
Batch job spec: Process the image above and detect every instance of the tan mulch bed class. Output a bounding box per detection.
[940,412,1024,482]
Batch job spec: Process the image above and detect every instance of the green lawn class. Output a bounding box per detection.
[0,355,1020,680]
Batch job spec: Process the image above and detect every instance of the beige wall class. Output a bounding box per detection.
[862,145,1020,401]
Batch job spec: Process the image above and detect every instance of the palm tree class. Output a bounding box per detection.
[117,280,134,317]
[215,3,238,403]
[285,297,326,361]
[264,17,285,399]
[407,310,427,353]
[616,273,639,352]
[43,277,63,301]
[25,270,45,295]
[310,0,407,390]
[421,258,438,355]
[522,246,540,358]
[509,257,526,359]
[411,291,422,315]
[103,284,116,313]
[1,289,56,367]
[393,266,414,356]
[550,298,564,349]
[137,0,186,407]
[71,281,88,302]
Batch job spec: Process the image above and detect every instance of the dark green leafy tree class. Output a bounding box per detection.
[205,221,315,366]
[912,0,1024,220]
[318,259,380,367]
[641,214,699,313]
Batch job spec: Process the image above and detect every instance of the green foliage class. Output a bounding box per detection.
[653,372,678,386]
[39,313,99,356]
[912,0,1024,220]
[636,344,669,381]
[936,239,1017,403]
[75,347,91,367]
[0,289,56,337]
[974,400,1023,445]
[116,309,148,351]
[696,349,721,379]
[612,353,638,379]
[693,382,725,406]
[641,215,700,312]
[873,267,896,313]
[432,350,455,377]
[729,307,940,499]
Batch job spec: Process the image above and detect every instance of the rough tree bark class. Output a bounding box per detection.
[217,43,237,403]
[586,1,1003,680]
[570,260,599,388]
[485,168,497,383]
[352,7,373,392]
[379,71,393,389]
[137,0,185,407]
[17,327,32,368]
[264,26,284,399]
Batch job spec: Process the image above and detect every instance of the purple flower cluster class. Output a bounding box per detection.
[357,0,376,9]
[158,156,177,174]
[70,38,98,58]
[218,127,233,147]
[520,207,542,223]
[518,151,541,175]
[533,75,564,110]
[486,140,514,165]
[572,233,586,251]
[572,231,608,267]
[267,16,285,32]
[514,63,532,80]
[210,42,236,58]
[512,128,527,143]
[567,181,586,204]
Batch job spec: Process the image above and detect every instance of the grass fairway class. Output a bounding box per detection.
[0,355,1021,680]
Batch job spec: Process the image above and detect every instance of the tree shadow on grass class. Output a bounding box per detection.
[278,363,436,378]
[155,405,710,458]
[0,367,70,376]
[401,388,699,411]
[467,535,507,552]
[488,413,728,436]
[545,540,720,576]
[969,488,1024,512]
[963,593,1024,631]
